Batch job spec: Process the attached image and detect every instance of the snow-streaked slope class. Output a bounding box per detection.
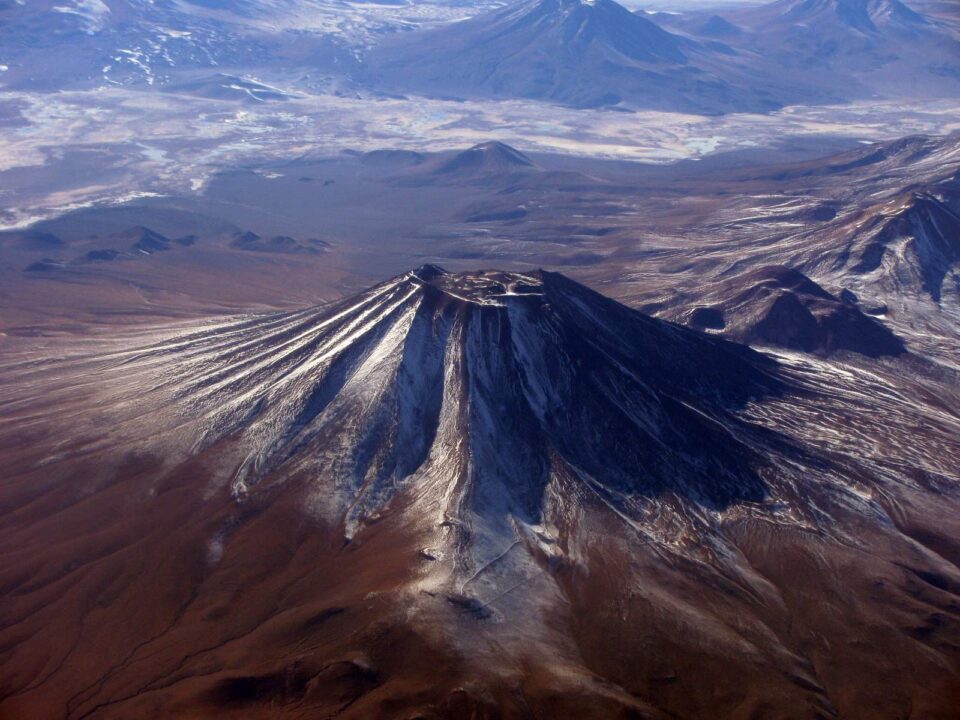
[837,191,960,302]
[764,141,960,305]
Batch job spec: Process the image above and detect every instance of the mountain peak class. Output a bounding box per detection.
[366,0,704,110]
[433,142,536,177]
[516,0,688,64]
[471,141,533,160]
[139,267,788,549]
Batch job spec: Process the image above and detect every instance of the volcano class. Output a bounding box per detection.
[104,265,785,530]
[2,268,960,719]
[365,0,782,113]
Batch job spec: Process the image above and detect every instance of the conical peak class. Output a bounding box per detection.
[906,191,955,215]
[434,142,536,176]
[469,141,532,163]
[778,0,927,28]
[99,264,789,543]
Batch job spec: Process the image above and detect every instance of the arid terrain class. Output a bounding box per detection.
[3,132,960,719]
[2,0,960,718]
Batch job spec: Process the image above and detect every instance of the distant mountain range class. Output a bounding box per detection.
[660,0,960,101]
[368,0,959,111]
[1,0,955,113]
[0,0,483,90]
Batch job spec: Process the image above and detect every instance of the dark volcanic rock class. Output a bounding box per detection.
[687,305,726,330]
[229,231,326,254]
[696,265,905,356]
[122,226,173,255]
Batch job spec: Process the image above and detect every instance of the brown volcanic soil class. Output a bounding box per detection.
[560,492,960,720]
[3,431,960,719]
[0,438,661,720]
[0,445,448,719]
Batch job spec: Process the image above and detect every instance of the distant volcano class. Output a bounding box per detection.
[698,0,960,99]
[430,142,536,178]
[365,0,782,112]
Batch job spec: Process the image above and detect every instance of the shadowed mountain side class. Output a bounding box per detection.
[845,192,960,302]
